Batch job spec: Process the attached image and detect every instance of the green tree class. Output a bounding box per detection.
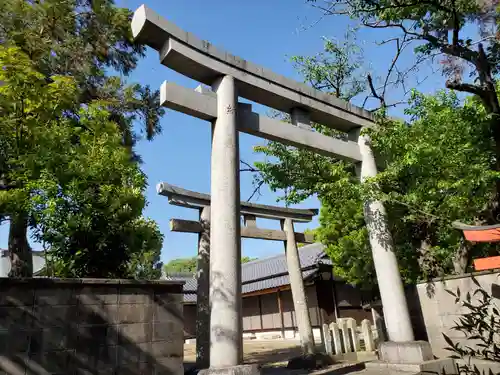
[0,46,163,278]
[298,228,317,248]
[254,37,377,288]
[164,255,257,274]
[0,0,164,276]
[254,35,500,289]
[307,0,500,213]
[291,31,364,100]
[0,46,80,276]
[164,257,198,274]
[369,90,499,275]
[125,218,164,280]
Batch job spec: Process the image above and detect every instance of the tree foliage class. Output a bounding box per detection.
[308,0,500,107]
[307,0,500,213]
[291,30,365,100]
[0,46,163,279]
[254,38,376,288]
[0,0,164,277]
[0,0,163,146]
[298,228,318,248]
[369,91,500,276]
[164,256,257,274]
[254,34,500,289]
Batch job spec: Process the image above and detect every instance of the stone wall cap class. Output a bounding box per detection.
[0,277,185,287]
[416,269,500,285]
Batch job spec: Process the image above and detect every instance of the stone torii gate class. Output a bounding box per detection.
[158,182,318,368]
[132,5,433,374]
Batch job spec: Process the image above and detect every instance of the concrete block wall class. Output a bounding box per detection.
[415,271,500,358]
[0,278,184,375]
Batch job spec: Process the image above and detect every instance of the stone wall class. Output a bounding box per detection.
[0,278,184,375]
[414,270,500,358]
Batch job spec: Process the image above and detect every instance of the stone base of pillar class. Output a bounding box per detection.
[365,358,456,374]
[198,364,261,375]
[365,341,456,375]
[379,341,433,364]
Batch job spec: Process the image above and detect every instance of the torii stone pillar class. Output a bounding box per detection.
[282,219,315,354]
[355,132,414,342]
[354,132,434,365]
[196,206,211,369]
[210,75,243,367]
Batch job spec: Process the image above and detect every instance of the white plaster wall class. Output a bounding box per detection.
[241,327,323,342]
[0,253,46,277]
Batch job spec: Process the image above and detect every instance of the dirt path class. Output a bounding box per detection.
[184,340,306,365]
[184,341,377,375]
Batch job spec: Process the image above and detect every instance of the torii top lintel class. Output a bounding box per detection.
[157,182,318,222]
[131,4,375,133]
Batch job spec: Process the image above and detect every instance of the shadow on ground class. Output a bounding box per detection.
[183,342,366,375]
[184,341,319,366]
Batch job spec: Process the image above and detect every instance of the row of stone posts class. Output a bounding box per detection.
[323,318,377,355]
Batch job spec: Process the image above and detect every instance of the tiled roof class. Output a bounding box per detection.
[164,242,331,303]
[163,272,198,291]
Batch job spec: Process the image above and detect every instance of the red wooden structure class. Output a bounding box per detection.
[452,221,500,242]
[452,221,500,271]
[473,256,500,271]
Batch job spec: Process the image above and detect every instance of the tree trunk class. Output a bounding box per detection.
[417,237,432,275]
[491,115,500,221]
[417,237,445,278]
[452,239,470,274]
[475,45,500,220]
[8,213,33,277]
[445,44,500,221]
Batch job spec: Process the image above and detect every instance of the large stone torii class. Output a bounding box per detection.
[158,182,318,369]
[132,5,436,375]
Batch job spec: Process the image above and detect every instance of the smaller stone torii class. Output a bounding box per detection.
[158,182,318,368]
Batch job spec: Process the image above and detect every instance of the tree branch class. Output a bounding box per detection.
[309,0,454,17]
[367,73,385,108]
[239,160,265,201]
[445,81,486,97]
[240,160,260,173]
[363,20,480,64]
[247,180,264,202]
[360,25,424,110]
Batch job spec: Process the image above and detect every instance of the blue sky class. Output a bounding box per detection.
[0,0,447,264]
